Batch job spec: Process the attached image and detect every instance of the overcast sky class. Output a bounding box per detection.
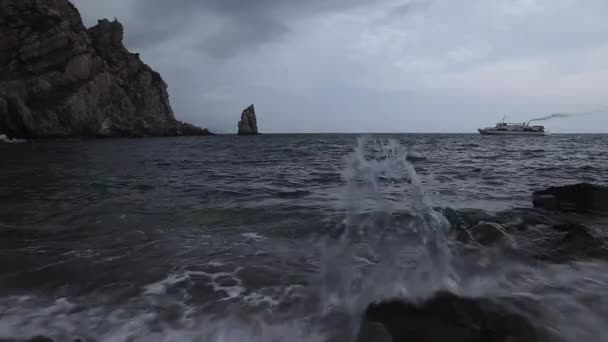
[73,0,608,133]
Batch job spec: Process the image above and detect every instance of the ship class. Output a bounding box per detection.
[478,117,548,136]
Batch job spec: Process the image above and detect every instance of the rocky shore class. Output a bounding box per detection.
[0,0,209,139]
[355,183,608,342]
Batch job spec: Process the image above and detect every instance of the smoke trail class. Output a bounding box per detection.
[529,107,608,123]
[528,113,572,122]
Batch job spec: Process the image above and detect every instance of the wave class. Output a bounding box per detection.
[1,137,607,341]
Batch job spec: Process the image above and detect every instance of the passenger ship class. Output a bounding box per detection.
[478,117,548,136]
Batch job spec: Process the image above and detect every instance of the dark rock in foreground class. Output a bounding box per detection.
[541,223,608,262]
[533,183,608,213]
[444,207,608,263]
[357,292,546,342]
[0,0,209,138]
[238,104,258,135]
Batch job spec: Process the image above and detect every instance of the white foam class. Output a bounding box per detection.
[207,260,229,267]
[143,272,190,296]
[242,292,280,307]
[353,256,376,265]
[241,232,266,241]
[188,267,246,301]
[0,134,26,144]
[142,266,246,301]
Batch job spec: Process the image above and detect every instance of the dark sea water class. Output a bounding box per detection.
[1,134,608,341]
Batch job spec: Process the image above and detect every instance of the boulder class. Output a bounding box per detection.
[533,183,608,213]
[443,208,496,231]
[238,104,259,135]
[468,221,515,246]
[0,0,210,138]
[357,292,546,342]
[444,207,608,262]
[539,223,608,262]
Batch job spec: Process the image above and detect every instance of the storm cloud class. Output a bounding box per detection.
[73,0,608,133]
[126,0,409,56]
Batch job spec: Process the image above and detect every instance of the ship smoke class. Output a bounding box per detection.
[528,113,572,122]
[528,107,608,123]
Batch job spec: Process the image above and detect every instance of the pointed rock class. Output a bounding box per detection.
[238,104,259,135]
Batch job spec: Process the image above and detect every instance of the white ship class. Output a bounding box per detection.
[478,117,548,136]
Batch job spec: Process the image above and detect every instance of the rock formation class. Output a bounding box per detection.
[533,183,608,213]
[357,292,546,342]
[0,0,209,138]
[444,207,608,262]
[237,104,258,135]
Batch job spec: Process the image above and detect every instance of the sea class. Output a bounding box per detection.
[0,134,607,341]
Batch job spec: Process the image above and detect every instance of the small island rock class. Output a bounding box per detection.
[238,104,259,135]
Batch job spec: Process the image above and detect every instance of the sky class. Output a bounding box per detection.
[73,0,608,133]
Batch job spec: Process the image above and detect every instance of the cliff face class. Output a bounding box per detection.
[0,0,208,138]
[238,104,258,135]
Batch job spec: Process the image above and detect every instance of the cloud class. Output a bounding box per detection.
[125,0,388,56]
[72,0,608,133]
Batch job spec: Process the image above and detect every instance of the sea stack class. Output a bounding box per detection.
[0,0,209,138]
[238,104,259,135]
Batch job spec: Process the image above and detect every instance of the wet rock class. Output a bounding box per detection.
[468,221,515,246]
[238,104,259,135]
[540,223,608,262]
[443,207,495,231]
[174,121,212,136]
[0,0,210,138]
[533,183,608,213]
[357,292,545,342]
[445,206,608,263]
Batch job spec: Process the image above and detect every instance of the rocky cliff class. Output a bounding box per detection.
[0,0,209,138]
[237,104,258,135]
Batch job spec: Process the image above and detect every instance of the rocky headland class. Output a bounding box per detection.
[0,0,209,139]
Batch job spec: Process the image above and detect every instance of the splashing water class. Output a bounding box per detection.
[328,138,608,342]
[316,137,457,316]
[1,138,608,341]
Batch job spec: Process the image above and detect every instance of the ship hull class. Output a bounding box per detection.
[478,129,548,136]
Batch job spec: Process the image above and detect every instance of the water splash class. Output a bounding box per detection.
[315,137,457,321]
[314,137,608,342]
